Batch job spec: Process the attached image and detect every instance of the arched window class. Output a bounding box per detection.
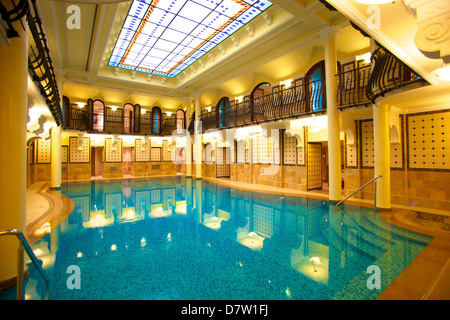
[176,109,185,133]
[251,82,272,121]
[216,97,229,128]
[123,103,134,133]
[306,61,325,112]
[152,106,162,134]
[92,100,105,132]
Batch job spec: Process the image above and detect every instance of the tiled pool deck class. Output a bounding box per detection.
[25,176,450,300]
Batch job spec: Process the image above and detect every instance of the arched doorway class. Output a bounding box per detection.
[216,97,229,128]
[306,61,326,112]
[92,100,105,132]
[251,82,272,122]
[123,103,134,133]
[176,109,185,134]
[152,106,162,134]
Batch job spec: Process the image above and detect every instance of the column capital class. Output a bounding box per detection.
[318,25,341,40]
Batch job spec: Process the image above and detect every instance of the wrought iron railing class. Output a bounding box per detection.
[194,78,325,134]
[1,0,62,125]
[68,106,89,131]
[337,64,372,108]
[366,46,424,102]
[64,47,427,135]
[337,47,426,108]
[65,104,185,136]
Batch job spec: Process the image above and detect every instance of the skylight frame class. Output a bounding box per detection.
[108,0,272,78]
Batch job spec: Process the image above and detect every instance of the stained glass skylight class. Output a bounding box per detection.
[108,0,272,78]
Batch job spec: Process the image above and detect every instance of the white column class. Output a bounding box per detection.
[194,93,202,179]
[373,103,391,210]
[185,97,192,177]
[0,15,28,284]
[321,26,341,203]
[50,125,62,189]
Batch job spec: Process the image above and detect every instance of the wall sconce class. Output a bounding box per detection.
[356,52,371,64]
[282,79,293,88]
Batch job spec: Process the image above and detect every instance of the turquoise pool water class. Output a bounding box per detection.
[1,177,432,300]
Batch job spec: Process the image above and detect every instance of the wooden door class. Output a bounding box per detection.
[307,142,322,190]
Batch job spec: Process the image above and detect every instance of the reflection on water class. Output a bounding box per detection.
[4,177,432,300]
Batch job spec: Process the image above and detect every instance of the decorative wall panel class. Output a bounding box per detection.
[360,120,374,168]
[162,140,173,162]
[62,146,68,163]
[408,110,450,170]
[105,193,121,219]
[163,188,175,201]
[297,147,305,165]
[135,139,150,162]
[151,147,161,162]
[37,139,51,164]
[216,147,230,177]
[69,137,90,163]
[253,135,273,164]
[283,133,296,165]
[253,204,274,238]
[236,140,246,164]
[346,142,358,167]
[135,191,150,215]
[73,196,90,222]
[151,189,161,203]
[390,143,403,168]
[307,143,322,190]
[105,138,122,163]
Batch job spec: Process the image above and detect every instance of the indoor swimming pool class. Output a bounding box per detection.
[1,177,433,300]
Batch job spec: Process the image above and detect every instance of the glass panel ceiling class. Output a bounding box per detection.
[108,0,272,78]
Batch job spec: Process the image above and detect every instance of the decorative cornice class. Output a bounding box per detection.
[406,0,450,63]
[318,25,341,40]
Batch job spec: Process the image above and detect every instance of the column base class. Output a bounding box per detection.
[375,206,392,212]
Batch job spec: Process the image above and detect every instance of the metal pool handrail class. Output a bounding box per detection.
[0,229,49,300]
[336,175,382,208]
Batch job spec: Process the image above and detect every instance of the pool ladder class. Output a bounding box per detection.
[335,175,383,246]
[0,229,49,300]
[336,175,382,210]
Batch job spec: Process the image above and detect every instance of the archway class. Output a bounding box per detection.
[251,82,272,121]
[123,103,134,133]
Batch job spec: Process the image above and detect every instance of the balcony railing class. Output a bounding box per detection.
[337,47,426,108]
[64,46,428,135]
[65,103,186,136]
[366,46,424,102]
[338,64,372,108]
[195,78,326,133]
